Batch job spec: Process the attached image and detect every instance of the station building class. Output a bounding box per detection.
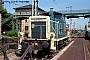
[13,4,46,33]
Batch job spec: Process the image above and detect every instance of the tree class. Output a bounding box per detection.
[0,7,13,31]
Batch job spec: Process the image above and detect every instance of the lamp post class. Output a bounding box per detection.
[14,4,18,32]
[77,19,78,30]
[14,4,19,19]
[66,6,72,34]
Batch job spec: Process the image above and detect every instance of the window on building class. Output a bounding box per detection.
[25,19,27,22]
[27,12,31,15]
[21,12,26,15]
[25,26,28,30]
[16,12,20,15]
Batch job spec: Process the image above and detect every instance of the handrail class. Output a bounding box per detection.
[0,44,8,52]
[0,44,9,60]
[0,43,17,60]
[20,45,33,60]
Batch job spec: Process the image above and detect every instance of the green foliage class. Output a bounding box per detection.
[5,30,18,37]
[5,21,12,29]
[0,7,13,31]
[0,7,9,20]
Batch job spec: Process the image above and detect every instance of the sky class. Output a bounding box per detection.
[3,0,90,30]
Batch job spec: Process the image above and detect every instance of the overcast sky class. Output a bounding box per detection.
[4,0,90,30]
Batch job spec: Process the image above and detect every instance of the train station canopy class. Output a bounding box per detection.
[59,9,90,19]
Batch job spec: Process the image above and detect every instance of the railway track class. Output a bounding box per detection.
[33,38,77,60]
[0,37,72,60]
[32,33,90,60]
[1,33,90,60]
[0,36,74,60]
[30,37,77,60]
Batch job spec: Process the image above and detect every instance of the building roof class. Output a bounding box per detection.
[13,4,46,12]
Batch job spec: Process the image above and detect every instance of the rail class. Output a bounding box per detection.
[20,45,33,60]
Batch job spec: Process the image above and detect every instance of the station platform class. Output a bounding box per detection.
[51,38,90,60]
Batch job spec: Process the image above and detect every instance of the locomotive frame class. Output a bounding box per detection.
[18,10,70,55]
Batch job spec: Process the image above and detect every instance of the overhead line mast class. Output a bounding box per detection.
[66,6,72,33]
